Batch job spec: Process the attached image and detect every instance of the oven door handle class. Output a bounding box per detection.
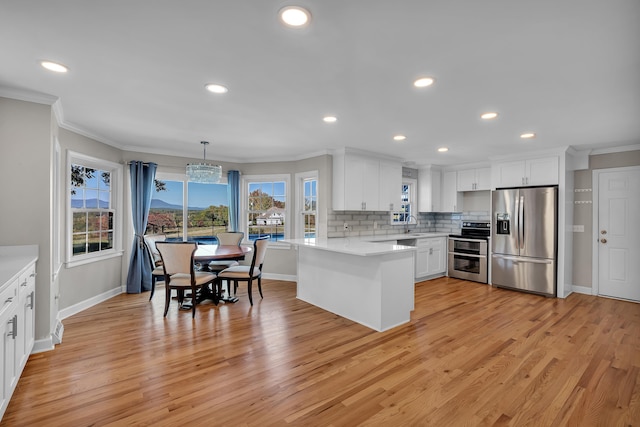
[448,252,486,259]
[449,238,486,243]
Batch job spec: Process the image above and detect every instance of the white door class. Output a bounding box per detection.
[597,167,640,301]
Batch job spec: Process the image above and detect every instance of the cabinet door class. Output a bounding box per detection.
[427,238,446,275]
[527,157,559,186]
[441,171,462,212]
[418,167,441,212]
[457,169,477,191]
[2,312,18,399]
[496,161,526,187]
[379,161,402,211]
[415,247,430,278]
[475,168,492,190]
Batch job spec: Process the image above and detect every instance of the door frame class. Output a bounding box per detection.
[591,165,640,297]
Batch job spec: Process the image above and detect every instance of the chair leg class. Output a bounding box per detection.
[248,279,253,306]
[149,275,156,301]
[163,284,171,317]
[191,285,197,318]
[258,277,263,299]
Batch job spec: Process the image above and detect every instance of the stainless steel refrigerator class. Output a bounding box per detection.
[491,186,558,296]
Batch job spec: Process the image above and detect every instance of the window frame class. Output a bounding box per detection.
[151,171,229,240]
[390,178,417,224]
[295,170,318,239]
[241,174,290,248]
[66,150,123,268]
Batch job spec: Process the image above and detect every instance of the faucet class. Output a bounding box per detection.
[405,215,418,233]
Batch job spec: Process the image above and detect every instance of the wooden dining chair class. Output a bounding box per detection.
[208,232,244,297]
[155,242,218,317]
[216,236,269,305]
[143,239,165,301]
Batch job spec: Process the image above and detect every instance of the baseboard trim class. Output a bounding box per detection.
[32,337,55,354]
[263,273,297,282]
[571,285,594,295]
[59,286,123,320]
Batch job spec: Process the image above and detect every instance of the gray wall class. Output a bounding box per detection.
[572,149,640,288]
[0,97,53,342]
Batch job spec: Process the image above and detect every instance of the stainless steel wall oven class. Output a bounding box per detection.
[448,222,490,283]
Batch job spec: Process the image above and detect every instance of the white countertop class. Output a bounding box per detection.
[365,232,450,242]
[0,245,39,286]
[283,238,417,257]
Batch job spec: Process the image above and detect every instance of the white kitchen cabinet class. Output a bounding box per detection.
[379,161,402,212]
[441,171,463,212]
[493,157,558,188]
[418,166,441,212]
[0,247,37,420]
[457,167,491,191]
[333,150,402,211]
[415,237,446,279]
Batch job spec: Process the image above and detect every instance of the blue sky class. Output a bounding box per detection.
[154,181,228,208]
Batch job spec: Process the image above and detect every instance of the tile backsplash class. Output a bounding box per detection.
[327,211,490,238]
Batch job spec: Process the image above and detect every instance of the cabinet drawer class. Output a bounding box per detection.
[416,237,444,247]
[18,264,36,296]
[0,279,18,318]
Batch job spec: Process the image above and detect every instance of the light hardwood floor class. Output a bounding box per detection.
[2,278,639,426]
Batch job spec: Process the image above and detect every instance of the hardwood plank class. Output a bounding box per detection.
[2,277,639,426]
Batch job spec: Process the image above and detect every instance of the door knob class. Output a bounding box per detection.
[600,230,607,235]
[600,238,607,244]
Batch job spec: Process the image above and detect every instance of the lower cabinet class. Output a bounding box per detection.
[415,237,446,280]
[0,258,36,419]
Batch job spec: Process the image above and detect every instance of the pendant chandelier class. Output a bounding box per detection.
[186,141,222,183]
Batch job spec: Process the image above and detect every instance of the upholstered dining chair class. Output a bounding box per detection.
[155,241,218,318]
[143,239,165,301]
[216,236,269,305]
[208,232,244,297]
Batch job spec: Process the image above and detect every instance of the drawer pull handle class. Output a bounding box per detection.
[4,297,13,304]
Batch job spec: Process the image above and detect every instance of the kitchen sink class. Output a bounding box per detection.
[396,238,417,246]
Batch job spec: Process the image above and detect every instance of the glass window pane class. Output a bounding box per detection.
[85,169,98,189]
[87,232,101,253]
[99,171,111,190]
[71,189,84,208]
[87,212,101,232]
[99,191,110,208]
[273,181,285,196]
[148,179,183,238]
[73,212,87,233]
[101,232,113,250]
[85,189,98,208]
[73,234,87,255]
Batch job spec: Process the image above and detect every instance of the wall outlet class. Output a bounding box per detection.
[343,223,349,230]
[373,221,378,229]
[573,225,584,232]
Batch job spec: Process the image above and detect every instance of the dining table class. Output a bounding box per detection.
[192,244,252,304]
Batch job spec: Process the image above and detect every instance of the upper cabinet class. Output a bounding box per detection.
[456,167,491,191]
[441,171,463,212]
[493,156,559,188]
[418,166,441,212]
[333,149,402,211]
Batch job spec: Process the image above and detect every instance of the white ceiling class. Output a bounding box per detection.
[1,1,639,166]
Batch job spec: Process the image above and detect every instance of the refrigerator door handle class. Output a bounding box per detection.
[519,195,525,250]
[493,254,553,264]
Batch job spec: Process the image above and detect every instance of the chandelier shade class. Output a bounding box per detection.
[186,141,222,183]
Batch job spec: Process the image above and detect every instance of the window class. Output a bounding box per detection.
[391,179,416,224]
[67,151,123,267]
[242,175,289,242]
[148,173,229,243]
[296,171,318,239]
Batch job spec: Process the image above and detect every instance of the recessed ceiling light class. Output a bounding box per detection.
[205,83,228,94]
[438,147,449,152]
[520,132,536,139]
[393,135,406,141]
[480,112,498,120]
[40,61,68,73]
[413,77,435,88]
[323,116,337,123]
[279,6,311,27]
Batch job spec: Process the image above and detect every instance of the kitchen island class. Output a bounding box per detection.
[284,238,416,332]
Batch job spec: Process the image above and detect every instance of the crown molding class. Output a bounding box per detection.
[0,85,58,105]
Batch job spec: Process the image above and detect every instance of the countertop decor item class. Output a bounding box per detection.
[186,141,222,183]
